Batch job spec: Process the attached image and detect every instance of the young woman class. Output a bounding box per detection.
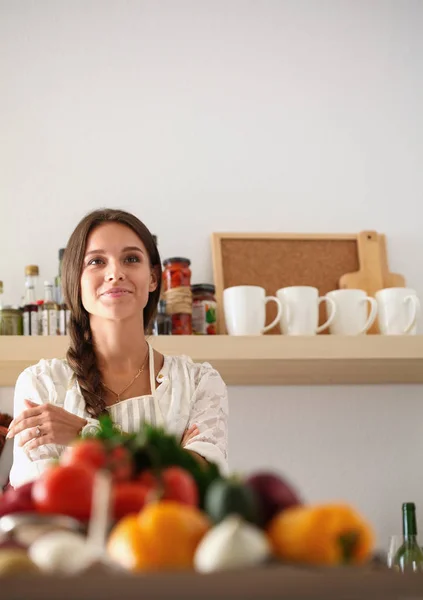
[8,209,228,487]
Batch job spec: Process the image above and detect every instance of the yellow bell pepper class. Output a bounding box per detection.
[267,503,374,566]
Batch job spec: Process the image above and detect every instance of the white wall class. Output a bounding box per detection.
[1,0,423,549]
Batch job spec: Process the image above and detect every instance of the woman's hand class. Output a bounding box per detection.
[6,400,87,451]
[181,424,199,447]
[181,424,207,467]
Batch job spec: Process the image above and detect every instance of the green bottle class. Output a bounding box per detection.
[393,503,423,572]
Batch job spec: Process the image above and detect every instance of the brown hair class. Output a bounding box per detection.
[62,208,162,417]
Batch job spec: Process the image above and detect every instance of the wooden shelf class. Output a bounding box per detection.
[1,335,423,386]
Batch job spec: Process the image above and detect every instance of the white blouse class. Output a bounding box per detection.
[9,349,229,488]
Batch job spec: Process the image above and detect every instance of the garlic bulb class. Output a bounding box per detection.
[29,531,97,575]
[194,515,270,573]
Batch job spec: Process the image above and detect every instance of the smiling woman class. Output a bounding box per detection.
[8,209,229,488]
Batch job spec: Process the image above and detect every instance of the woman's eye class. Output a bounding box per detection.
[87,258,104,266]
[125,255,141,263]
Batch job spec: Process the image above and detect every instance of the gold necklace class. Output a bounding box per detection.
[102,345,149,403]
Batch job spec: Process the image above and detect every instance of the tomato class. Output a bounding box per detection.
[137,471,158,490]
[61,440,133,482]
[139,467,198,507]
[108,446,133,482]
[112,483,150,520]
[161,467,198,506]
[32,464,95,521]
[61,439,107,471]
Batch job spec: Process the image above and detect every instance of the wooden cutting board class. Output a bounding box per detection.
[339,231,406,293]
[339,231,406,333]
[339,231,384,297]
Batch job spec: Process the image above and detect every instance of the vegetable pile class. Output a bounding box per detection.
[0,417,374,575]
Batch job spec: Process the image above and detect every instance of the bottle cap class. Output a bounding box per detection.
[25,265,39,276]
[44,281,53,287]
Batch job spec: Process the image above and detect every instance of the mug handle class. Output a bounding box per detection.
[262,297,282,333]
[316,297,336,333]
[359,297,378,334]
[403,295,420,334]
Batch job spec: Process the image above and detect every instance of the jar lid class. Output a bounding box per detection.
[1,305,20,313]
[163,257,191,267]
[192,284,215,294]
[25,265,39,276]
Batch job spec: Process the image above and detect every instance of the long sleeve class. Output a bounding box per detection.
[9,369,61,488]
[9,360,101,489]
[183,363,229,476]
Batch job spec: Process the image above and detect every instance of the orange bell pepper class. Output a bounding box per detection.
[106,515,149,571]
[107,500,210,571]
[268,503,374,566]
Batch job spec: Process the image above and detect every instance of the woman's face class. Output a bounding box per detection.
[80,222,158,323]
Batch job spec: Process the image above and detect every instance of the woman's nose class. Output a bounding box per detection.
[105,261,125,281]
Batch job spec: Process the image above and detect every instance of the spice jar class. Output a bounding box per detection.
[0,307,23,335]
[192,284,217,335]
[162,257,192,335]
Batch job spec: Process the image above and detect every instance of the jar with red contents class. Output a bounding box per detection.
[162,257,193,335]
[192,284,217,335]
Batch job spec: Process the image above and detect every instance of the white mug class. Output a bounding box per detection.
[223,285,282,335]
[276,286,336,335]
[376,288,420,335]
[326,289,377,335]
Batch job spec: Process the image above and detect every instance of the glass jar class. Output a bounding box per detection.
[192,284,217,335]
[170,313,192,336]
[162,257,192,292]
[0,306,23,335]
[162,257,192,335]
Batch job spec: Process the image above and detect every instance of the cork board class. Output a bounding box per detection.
[211,233,360,335]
